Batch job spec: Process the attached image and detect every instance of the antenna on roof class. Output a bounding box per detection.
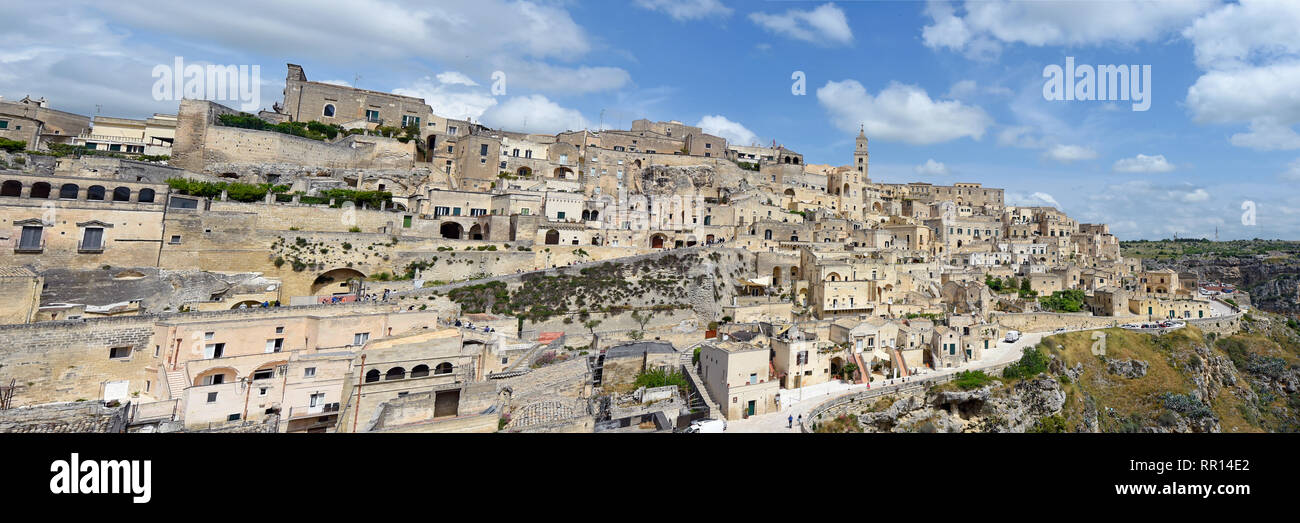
[353,74,362,89]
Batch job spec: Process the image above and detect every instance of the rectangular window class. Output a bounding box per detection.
[309,393,324,408]
[80,227,104,251]
[252,369,274,381]
[258,387,268,397]
[479,144,489,156]
[403,215,413,228]
[448,126,457,135]
[353,332,370,346]
[304,367,316,378]
[470,208,486,217]
[203,343,225,359]
[557,211,565,220]
[0,120,7,129]
[109,346,131,359]
[401,115,420,127]
[265,338,283,353]
[18,226,42,250]
[366,110,380,123]
[206,392,218,403]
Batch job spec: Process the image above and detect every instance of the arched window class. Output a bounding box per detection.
[323,104,335,117]
[365,369,381,383]
[0,180,20,197]
[30,182,50,199]
[703,215,711,226]
[385,367,406,380]
[410,364,430,378]
[112,186,131,202]
[87,185,105,200]
[59,183,79,199]
[764,229,772,240]
[434,362,454,375]
[138,188,155,203]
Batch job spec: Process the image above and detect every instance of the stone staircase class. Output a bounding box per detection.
[678,344,719,418]
[164,369,188,400]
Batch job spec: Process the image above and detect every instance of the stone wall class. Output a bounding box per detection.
[0,400,129,432]
[990,312,1124,333]
[0,318,156,405]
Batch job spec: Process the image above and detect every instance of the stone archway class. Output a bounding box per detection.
[650,233,667,249]
[468,224,484,240]
[440,222,463,239]
[545,229,560,245]
[311,267,367,295]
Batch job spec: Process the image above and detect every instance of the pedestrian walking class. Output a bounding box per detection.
[788,414,793,428]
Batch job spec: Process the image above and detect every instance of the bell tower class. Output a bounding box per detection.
[854,124,869,183]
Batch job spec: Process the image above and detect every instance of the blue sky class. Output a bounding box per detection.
[3,0,1298,241]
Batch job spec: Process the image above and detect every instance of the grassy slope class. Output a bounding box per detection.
[1039,321,1300,432]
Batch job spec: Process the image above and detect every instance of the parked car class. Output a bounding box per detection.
[683,418,727,433]
[1004,330,1021,343]
[1053,327,1067,333]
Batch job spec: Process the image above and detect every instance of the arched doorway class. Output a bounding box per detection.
[311,267,366,295]
[650,234,667,249]
[440,222,463,239]
[830,357,844,379]
[468,224,484,240]
[544,229,559,245]
[1,180,20,197]
[30,182,50,199]
[772,267,782,287]
[516,166,532,177]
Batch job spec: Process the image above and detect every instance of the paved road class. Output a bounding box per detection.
[723,326,1084,433]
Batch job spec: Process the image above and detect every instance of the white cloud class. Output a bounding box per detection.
[635,0,732,20]
[922,0,1216,55]
[816,80,991,145]
[1113,154,1176,173]
[944,79,1012,100]
[1183,1,1300,150]
[696,114,757,146]
[1182,188,1211,202]
[435,71,478,87]
[749,2,853,46]
[480,94,587,134]
[0,0,630,118]
[914,159,950,176]
[1183,0,1300,71]
[1186,61,1300,125]
[1043,144,1097,163]
[392,75,498,121]
[1281,159,1300,182]
[1228,118,1300,151]
[1007,191,1061,208]
[319,79,352,87]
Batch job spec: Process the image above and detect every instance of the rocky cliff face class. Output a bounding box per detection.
[825,318,1300,433]
[1147,256,1300,313]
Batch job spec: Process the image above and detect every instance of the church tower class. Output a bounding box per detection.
[854,124,869,183]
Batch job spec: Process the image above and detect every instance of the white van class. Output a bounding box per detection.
[683,418,727,433]
[1004,330,1021,343]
